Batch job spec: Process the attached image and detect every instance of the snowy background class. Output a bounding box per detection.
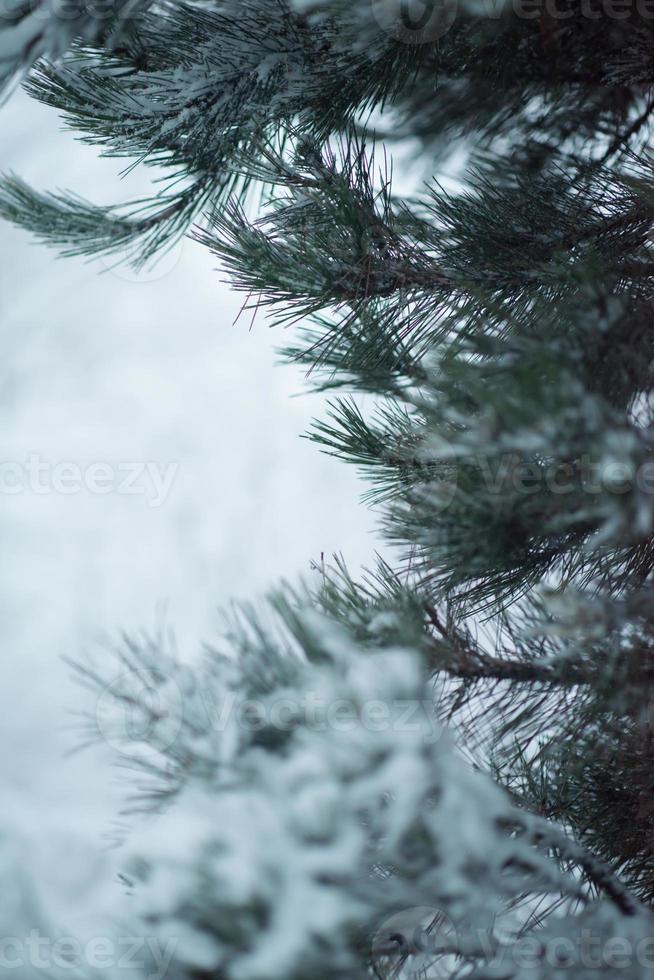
[0,88,376,962]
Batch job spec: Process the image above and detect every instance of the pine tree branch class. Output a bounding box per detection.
[424,604,591,688]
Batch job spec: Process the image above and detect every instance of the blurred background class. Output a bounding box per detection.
[0,88,376,955]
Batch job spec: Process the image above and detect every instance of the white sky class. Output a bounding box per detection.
[0,88,378,951]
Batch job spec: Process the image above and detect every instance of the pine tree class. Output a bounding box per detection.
[4,1,654,977]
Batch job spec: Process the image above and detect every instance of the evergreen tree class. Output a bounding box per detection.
[4,1,654,976]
